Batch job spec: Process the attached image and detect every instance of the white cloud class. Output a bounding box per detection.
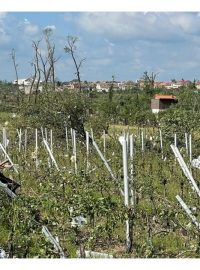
[43,25,56,32]
[169,13,200,34]
[23,18,39,35]
[0,12,10,44]
[104,38,115,55]
[0,28,10,44]
[90,57,112,66]
[71,12,200,41]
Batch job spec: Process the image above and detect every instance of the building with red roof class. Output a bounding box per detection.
[151,94,177,113]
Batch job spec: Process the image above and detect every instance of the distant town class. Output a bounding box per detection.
[12,77,200,94]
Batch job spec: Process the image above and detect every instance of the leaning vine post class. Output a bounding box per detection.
[92,136,124,197]
[176,195,200,230]
[0,143,19,174]
[43,139,60,171]
[170,144,200,197]
[42,226,66,258]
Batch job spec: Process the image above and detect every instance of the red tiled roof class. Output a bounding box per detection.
[154,94,177,100]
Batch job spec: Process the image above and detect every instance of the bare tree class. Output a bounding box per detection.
[31,28,58,92]
[143,71,159,89]
[42,27,58,90]
[11,49,19,84]
[10,49,20,105]
[28,62,37,102]
[32,41,41,104]
[64,36,85,92]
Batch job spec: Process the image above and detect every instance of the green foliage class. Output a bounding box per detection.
[1,82,200,258]
[19,90,89,139]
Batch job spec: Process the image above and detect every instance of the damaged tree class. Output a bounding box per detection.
[30,27,59,103]
[10,49,20,106]
[31,40,42,104]
[64,36,86,92]
[43,27,57,90]
[142,71,159,93]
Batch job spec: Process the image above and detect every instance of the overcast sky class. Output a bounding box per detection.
[1,12,200,82]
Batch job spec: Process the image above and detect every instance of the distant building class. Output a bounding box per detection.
[151,94,177,113]
[12,78,33,86]
[195,81,200,90]
[12,77,43,94]
[96,82,110,92]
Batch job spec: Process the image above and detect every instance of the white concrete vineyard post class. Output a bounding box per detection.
[176,195,200,230]
[2,128,7,151]
[170,144,200,198]
[49,129,53,168]
[159,129,163,159]
[130,134,134,159]
[17,128,22,153]
[141,131,144,152]
[76,250,113,258]
[129,134,135,207]
[70,128,74,151]
[0,143,18,174]
[119,135,131,251]
[24,129,27,156]
[45,127,48,142]
[65,127,69,153]
[189,134,192,163]
[174,133,177,148]
[185,133,188,155]
[41,127,44,140]
[92,138,124,197]
[86,131,89,172]
[2,127,7,159]
[90,128,94,141]
[50,129,53,153]
[42,226,66,258]
[103,130,106,157]
[126,132,129,154]
[43,139,60,171]
[73,129,77,174]
[35,128,39,169]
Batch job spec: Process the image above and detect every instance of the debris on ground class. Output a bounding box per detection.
[0,159,20,198]
[71,216,87,228]
[192,156,200,169]
[0,248,7,258]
